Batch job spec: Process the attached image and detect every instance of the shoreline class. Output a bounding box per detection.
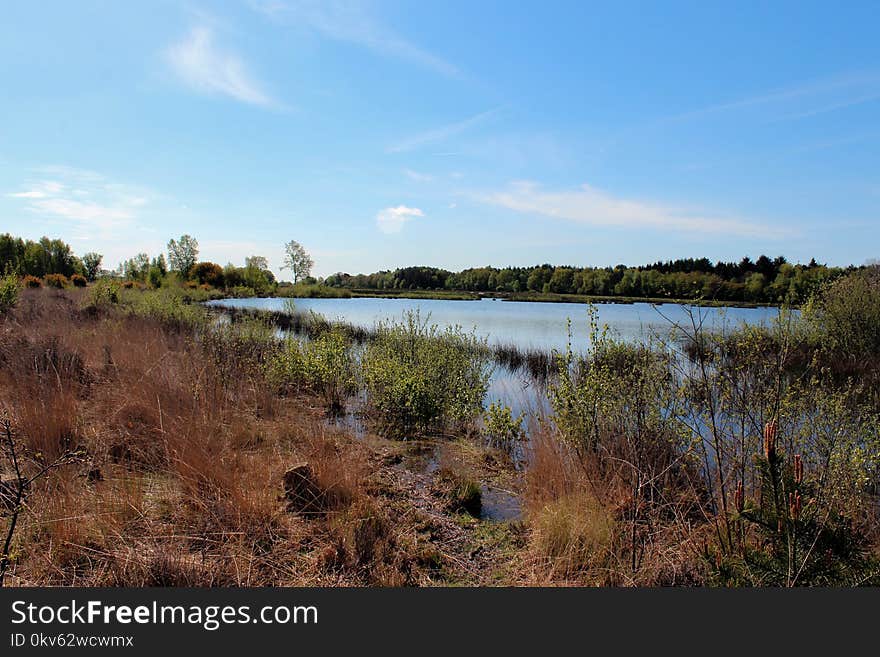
[230,287,783,309]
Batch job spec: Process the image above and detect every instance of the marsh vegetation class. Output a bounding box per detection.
[1,256,878,586]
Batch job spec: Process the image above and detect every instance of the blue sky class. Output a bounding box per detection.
[1,1,879,278]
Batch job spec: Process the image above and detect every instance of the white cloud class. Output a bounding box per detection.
[165,26,276,107]
[403,168,433,182]
[29,199,133,227]
[7,180,66,199]
[8,167,152,238]
[251,0,458,77]
[376,205,424,234]
[476,181,790,239]
[387,108,500,154]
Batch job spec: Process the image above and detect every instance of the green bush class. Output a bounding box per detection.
[268,329,356,411]
[482,401,525,454]
[361,311,491,438]
[804,267,880,364]
[549,308,674,453]
[0,274,20,314]
[86,279,120,308]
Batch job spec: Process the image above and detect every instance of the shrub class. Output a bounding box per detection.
[303,330,356,411]
[804,267,880,371]
[70,274,87,287]
[549,308,674,453]
[147,267,163,289]
[482,401,525,455]
[44,273,69,288]
[268,329,356,411]
[0,274,20,314]
[361,311,491,438]
[122,280,135,289]
[23,275,42,288]
[87,279,120,308]
[191,262,224,287]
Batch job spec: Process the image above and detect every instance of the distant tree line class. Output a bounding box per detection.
[324,256,856,304]
[0,232,293,296]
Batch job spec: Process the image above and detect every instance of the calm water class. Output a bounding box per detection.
[206,296,783,353]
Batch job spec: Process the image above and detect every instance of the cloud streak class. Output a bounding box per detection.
[252,0,458,77]
[663,71,880,124]
[387,108,501,154]
[475,181,790,239]
[165,26,276,107]
[376,205,424,234]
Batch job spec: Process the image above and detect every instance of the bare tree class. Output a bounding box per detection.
[281,241,314,284]
[1,417,83,586]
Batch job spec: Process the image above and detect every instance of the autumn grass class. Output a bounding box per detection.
[0,288,520,587]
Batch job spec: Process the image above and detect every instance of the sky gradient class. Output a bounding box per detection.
[2,1,879,278]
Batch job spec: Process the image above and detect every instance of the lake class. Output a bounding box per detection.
[207,296,785,422]
[206,296,783,354]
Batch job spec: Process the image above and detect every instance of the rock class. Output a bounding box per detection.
[282,463,322,513]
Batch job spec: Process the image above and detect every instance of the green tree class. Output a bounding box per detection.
[245,255,269,271]
[82,252,103,281]
[167,234,199,276]
[282,240,314,284]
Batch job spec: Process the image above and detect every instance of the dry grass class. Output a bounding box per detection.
[0,288,515,587]
[523,431,703,586]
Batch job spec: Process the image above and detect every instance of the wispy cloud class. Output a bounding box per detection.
[663,71,880,124]
[251,0,458,77]
[376,205,424,234]
[7,166,152,238]
[475,181,790,239]
[403,168,434,182]
[387,108,501,154]
[165,26,276,107]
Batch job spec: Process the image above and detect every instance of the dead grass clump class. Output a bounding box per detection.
[326,498,413,586]
[99,543,238,587]
[108,402,168,468]
[12,388,81,463]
